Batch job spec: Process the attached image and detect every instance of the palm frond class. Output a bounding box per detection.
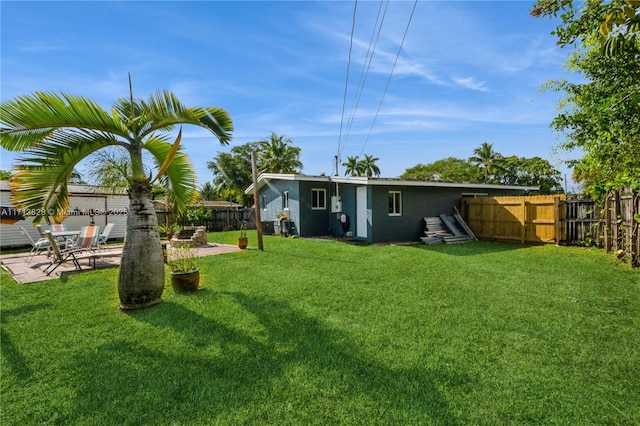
[145,137,198,213]
[0,92,127,151]
[10,132,122,223]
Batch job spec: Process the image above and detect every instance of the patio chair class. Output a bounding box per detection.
[49,223,68,232]
[43,230,82,275]
[67,225,101,252]
[35,224,48,238]
[20,226,52,263]
[97,223,115,250]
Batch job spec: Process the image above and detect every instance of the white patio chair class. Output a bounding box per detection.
[43,230,82,275]
[97,223,115,250]
[66,225,101,253]
[19,226,51,263]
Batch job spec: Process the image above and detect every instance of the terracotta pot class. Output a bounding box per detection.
[170,269,200,292]
[238,236,248,249]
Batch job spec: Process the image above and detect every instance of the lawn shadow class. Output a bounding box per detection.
[64,293,468,424]
[1,303,51,380]
[411,240,538,256]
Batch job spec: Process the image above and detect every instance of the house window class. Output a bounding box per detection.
[282,191,289,210]
[311,188,326,210]
[388,191,402,216]
[261,195,267,210]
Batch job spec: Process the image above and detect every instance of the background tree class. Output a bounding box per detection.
[207,141,262,206]
[0,169,12,180]
[531,0,640,56]
[198,181,217,201]
[499,156,564,194]
[468,142,504,183]
[88,148,135,189]
[358,154,381,177]
[533,1,640,199]
[0,89,232,309]
[342,156,362,176]
[401,157,480,182]
[258,132,303,174]
[402,149,563,194]
[207,135,303,206]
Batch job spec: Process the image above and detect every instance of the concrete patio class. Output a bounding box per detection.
[0,243,241,284]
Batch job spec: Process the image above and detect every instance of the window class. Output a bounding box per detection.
[261,195,267,210]
[388,191,402,216]
[282,191,289,210]
[311,188,326,210]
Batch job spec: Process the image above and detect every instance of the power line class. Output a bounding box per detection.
[359,0,418,157]
[339,0,389,161]
[337,0,358,169]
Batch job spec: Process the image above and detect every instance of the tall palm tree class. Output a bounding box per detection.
[0,88,232,309]
[469,142,503,183]
[258,132,303,174]
[342,156,362,176]
[358,154,381,177]
[198,181,217,201]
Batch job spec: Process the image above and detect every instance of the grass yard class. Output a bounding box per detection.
[1,232,639,425]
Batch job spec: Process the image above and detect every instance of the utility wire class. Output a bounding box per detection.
[359,0,418,157]
[337,0,358,171]
[339,0,389,161]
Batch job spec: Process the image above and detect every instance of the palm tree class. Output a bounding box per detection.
[0,88,232,309]
[342,156,362,176]
[469,142,503,183]
[258,132,303,174]
[358,154,381,177]
[88,148,135,189]
[198,181,217,201]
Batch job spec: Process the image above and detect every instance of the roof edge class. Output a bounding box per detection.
[245,174,539,193]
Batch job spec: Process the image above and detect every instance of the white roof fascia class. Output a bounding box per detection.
[244,173,332,194]
[245,174,539,194]
[330,176,539,191]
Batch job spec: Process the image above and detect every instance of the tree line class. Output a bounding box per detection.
[401,142,564,194]
[531,0,640,201]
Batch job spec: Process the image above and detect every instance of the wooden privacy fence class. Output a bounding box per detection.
[602,189,640,267]
[461,189,639,267]
[462,194,565,244]
[157,208,256,232]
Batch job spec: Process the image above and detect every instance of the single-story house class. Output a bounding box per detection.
[1,181,129,248]
[246,173,539,243]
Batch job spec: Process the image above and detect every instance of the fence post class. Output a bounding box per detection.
[634,192,640,268]
[604,195,611,252]
[520,198,527,244]
[554,197,561,245]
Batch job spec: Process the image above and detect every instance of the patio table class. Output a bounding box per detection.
[52,230,80,245]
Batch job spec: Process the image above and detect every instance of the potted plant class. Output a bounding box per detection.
[167,243,200,292]
[167,224,181,241]
[238,221,248,249]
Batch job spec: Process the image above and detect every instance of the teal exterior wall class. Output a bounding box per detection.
[335,183,358,238]
[298,180,334,236]
[258,180,300,235]
[370,185,465,242]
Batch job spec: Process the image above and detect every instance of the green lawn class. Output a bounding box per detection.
[1,232,639,425]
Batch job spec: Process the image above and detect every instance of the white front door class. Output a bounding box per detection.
[356,186,367,238]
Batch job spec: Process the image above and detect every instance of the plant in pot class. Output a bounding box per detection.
[167,243,200,292]
[167,223,181,241]
[238,221,248,249]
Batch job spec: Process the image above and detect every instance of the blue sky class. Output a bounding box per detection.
[1,1,577,189]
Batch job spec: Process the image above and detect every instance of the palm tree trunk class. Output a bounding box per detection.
[118,180,165,309]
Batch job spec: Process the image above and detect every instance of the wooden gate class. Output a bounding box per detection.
[462,194,566,244]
